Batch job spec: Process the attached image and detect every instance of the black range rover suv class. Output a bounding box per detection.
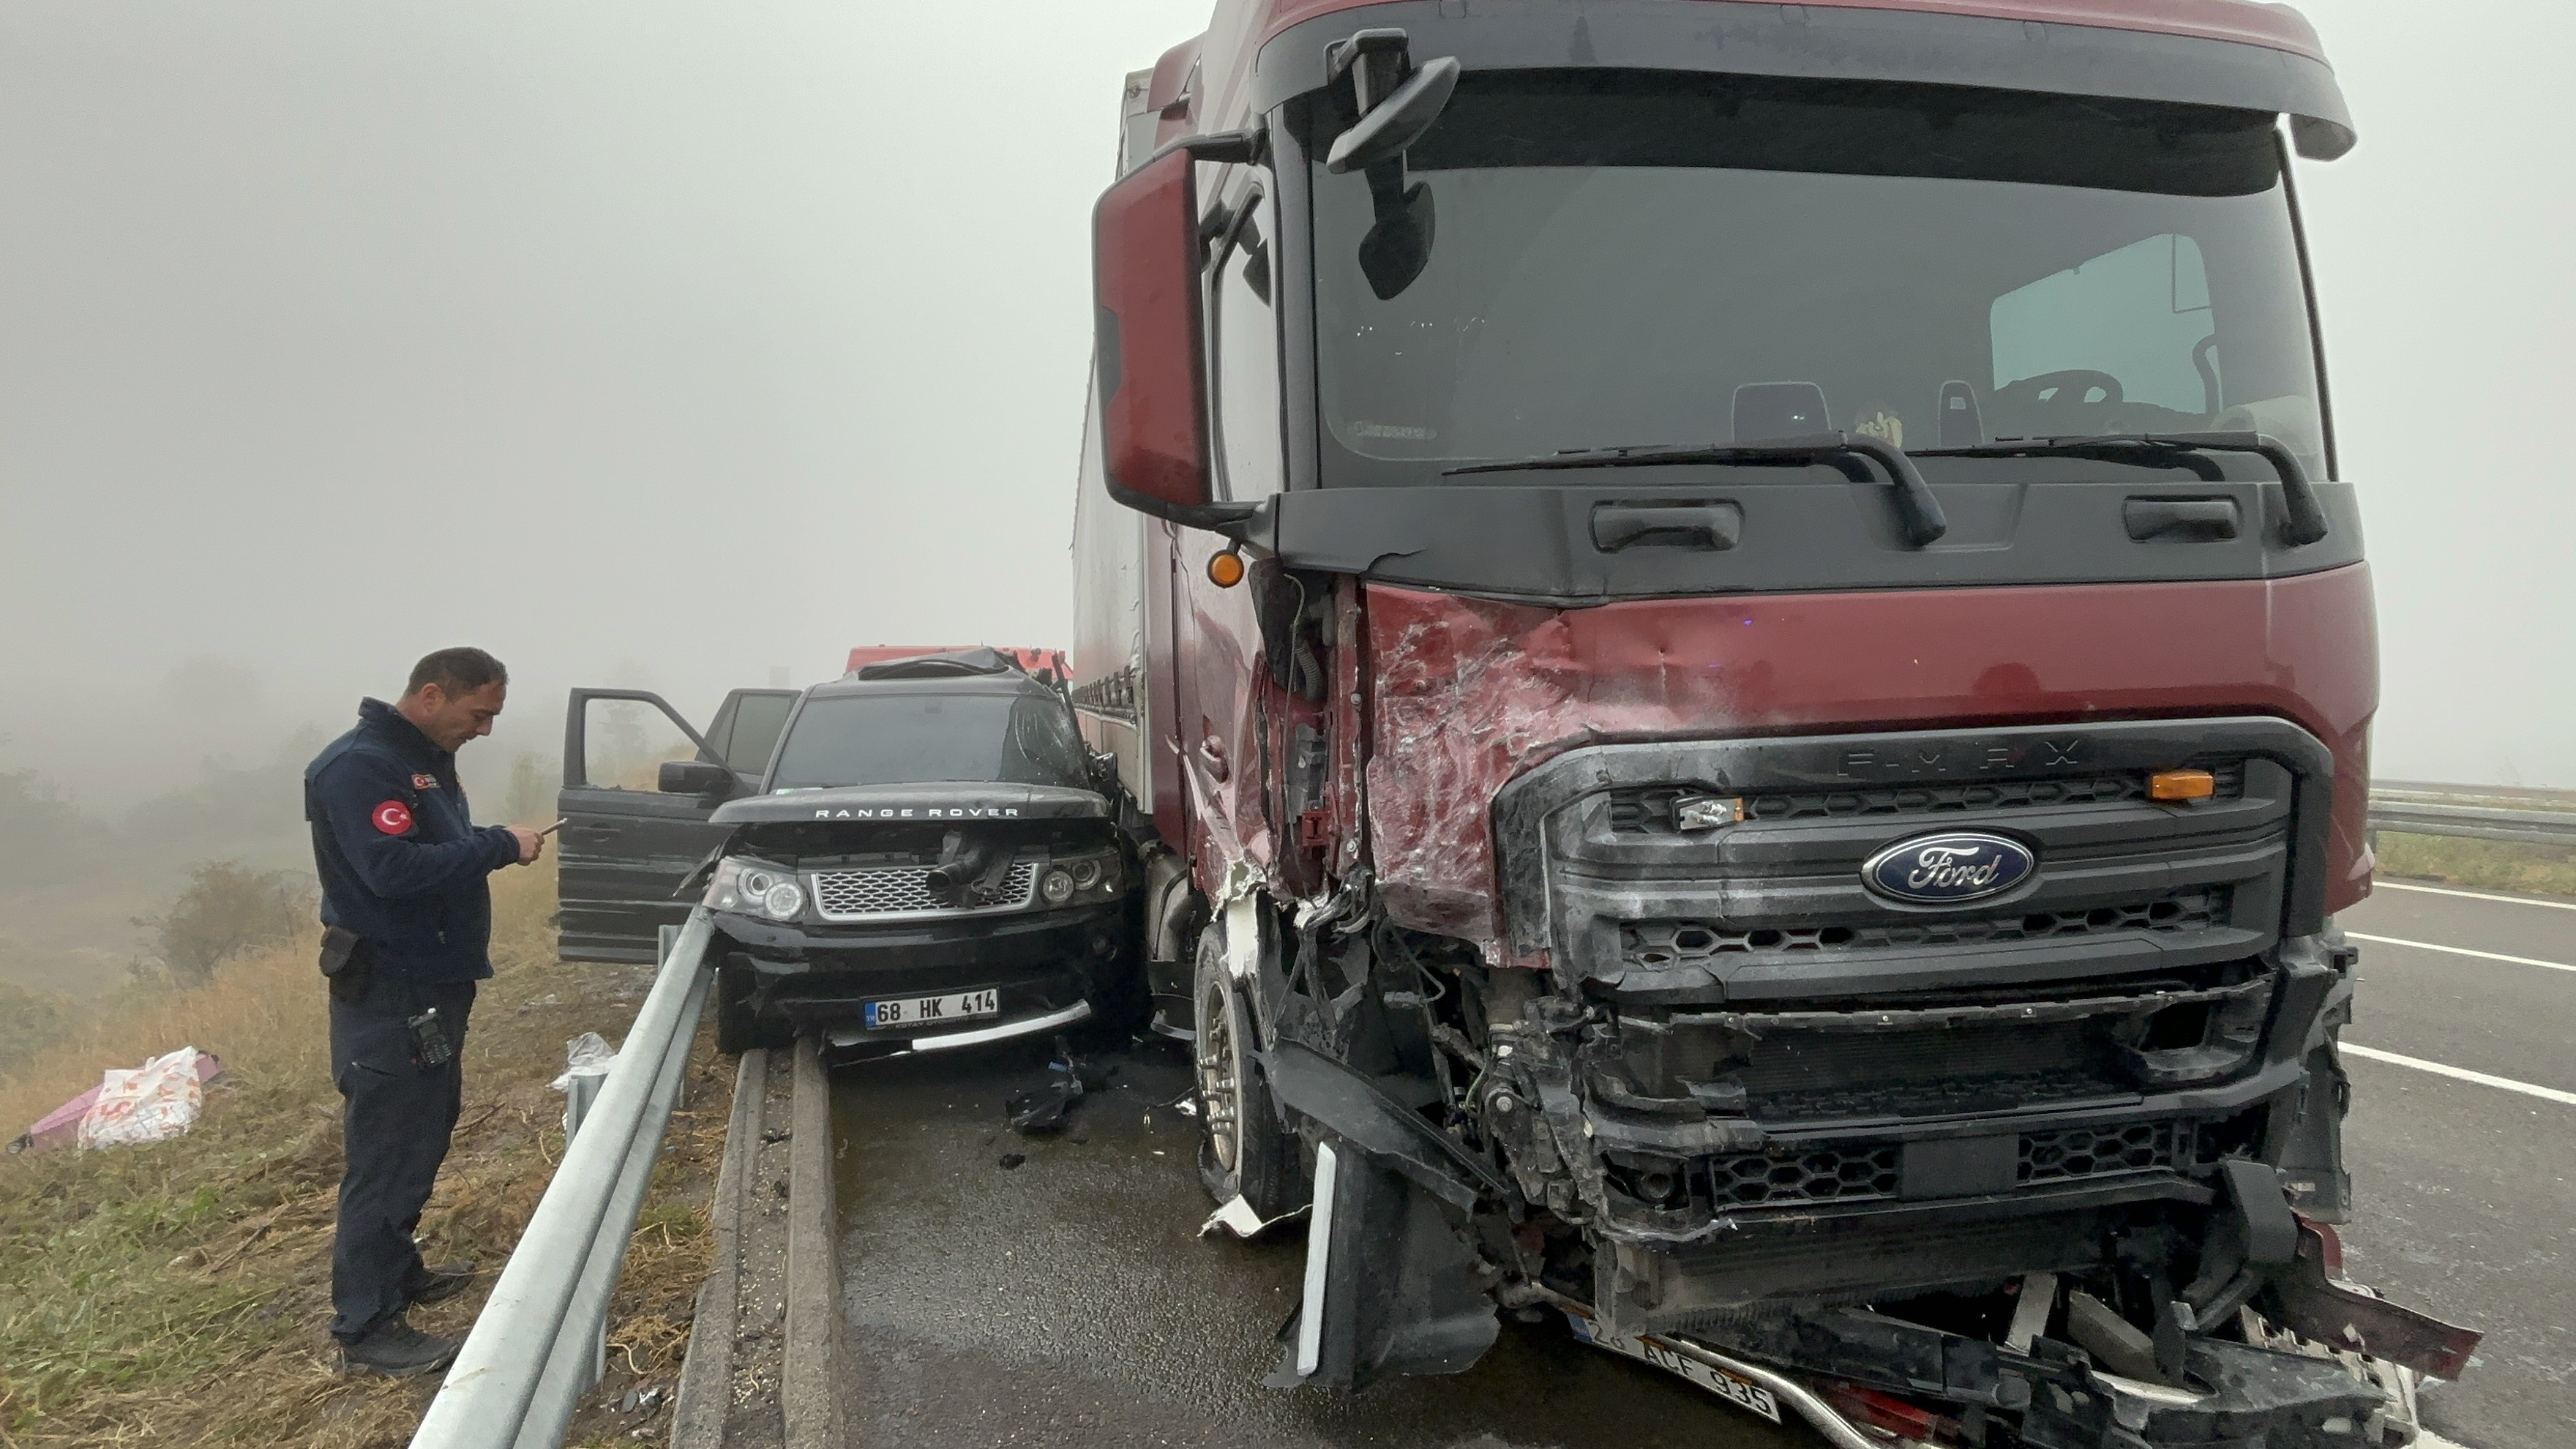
[664,650,1140,1054]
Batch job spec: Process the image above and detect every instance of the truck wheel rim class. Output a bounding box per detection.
[1197,977,1240,1173]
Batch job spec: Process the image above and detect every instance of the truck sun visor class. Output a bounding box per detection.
[1255,1,2356,160]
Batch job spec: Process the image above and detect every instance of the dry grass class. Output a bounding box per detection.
[2375,831,2576,901]
[0,866,730,1448]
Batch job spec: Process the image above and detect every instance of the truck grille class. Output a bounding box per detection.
[1623,888,2226,967]
[1496,722,2302,995]
[809,861,1038,920]
[2020,1121,2184,1184]
[1708,1145,1901,1206]
[1697,1122,2190,1209]
[1609,763,2244,834]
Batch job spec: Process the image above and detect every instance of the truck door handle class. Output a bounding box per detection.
[1591,502,1742,552]
[1197,736,1229,783]
[2123,497,2239,542]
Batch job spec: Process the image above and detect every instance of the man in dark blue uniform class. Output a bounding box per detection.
[306,646,542,1375]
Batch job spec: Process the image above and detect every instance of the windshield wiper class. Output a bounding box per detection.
[1911,431,2327,547]
[1445,433,1947,547]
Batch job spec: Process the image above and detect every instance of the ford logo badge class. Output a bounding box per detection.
[1862,831,2037,905]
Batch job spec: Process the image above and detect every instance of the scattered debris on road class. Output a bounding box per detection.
[1004,1036,1098,1136]
[1199,1194,1310,1240]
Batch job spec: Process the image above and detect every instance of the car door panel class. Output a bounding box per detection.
[557,688,740,962]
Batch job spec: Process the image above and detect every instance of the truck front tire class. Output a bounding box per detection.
[1193,927,1295,1217]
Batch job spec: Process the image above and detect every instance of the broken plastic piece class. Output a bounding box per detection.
[1199,1194,1312,1240]
[1004,1036,1092,1135]
[2004,1270,2056,1353]
[2066,1289,2164,1385]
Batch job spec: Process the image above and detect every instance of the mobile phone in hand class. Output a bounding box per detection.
[539,818,568,836]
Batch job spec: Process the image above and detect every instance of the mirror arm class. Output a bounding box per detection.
[1171,496,1271,542]
[1139,125,1265,171]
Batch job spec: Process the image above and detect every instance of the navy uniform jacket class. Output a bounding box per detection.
[304,698,520,984]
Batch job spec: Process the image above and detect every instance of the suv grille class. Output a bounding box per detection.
[1624,888,2225,966]
[1609,762,2244,834]
[809,861,1038,920]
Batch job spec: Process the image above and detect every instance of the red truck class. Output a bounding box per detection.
[1070,1,2477,1442]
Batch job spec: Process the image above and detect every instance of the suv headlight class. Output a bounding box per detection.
[706,856,806,921]
[1042,848,1123,907]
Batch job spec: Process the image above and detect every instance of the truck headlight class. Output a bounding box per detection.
[707,856,806,921]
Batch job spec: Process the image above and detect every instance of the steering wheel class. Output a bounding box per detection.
[1996,369,2124,409]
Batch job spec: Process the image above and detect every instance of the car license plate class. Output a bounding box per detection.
[1565,1313,1782,1423]
[862,988,1000,1030]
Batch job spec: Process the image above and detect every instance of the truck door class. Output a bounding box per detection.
[555,688,768,962]
[1172,172,1285,876]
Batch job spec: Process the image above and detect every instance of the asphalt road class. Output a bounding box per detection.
[825,877,2572,1449]
[2333,882,2576,1449]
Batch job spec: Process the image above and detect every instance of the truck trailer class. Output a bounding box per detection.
[1067,2,2477,1443]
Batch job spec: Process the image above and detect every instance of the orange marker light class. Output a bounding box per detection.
[1207,550,1246,588]
[2149,769,2217,802]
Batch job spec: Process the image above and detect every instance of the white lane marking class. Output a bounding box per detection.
[2417,1434,2475,1449]
[2375,880,2576,913]
[2347,932,2576,976]
[2344,1044,2576,1107]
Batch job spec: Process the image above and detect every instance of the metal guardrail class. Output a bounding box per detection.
[411,907,714,1449]
[2368,787,2576,848]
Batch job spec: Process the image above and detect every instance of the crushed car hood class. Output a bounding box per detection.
[711,782,1108,825]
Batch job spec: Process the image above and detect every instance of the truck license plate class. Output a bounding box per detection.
[862,988,999,1030]
[1565,1314,1783,1423]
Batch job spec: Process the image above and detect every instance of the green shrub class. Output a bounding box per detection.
[0,978,75,1080]
[130,862,313,986]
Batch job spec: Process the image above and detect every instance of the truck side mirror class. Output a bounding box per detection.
[1093,132,1265,536]
[659,760,735,798]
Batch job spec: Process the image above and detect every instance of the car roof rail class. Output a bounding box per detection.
[851,648,1020,681]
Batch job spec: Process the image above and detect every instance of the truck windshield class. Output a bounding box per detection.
[768,690,1089,790]
[1306,72,2326,482]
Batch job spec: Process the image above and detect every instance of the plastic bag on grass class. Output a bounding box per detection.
[75,1046,209,1150]
[550,1031,614,1091]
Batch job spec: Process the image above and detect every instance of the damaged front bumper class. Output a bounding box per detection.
[1257,719,2477,1445]
[715,900,1125,1053]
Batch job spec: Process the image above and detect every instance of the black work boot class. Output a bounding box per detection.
[340,1314,462,1377]
[402,1259,480,1307]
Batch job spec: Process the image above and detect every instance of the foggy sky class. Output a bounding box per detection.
[0,0,2566,809]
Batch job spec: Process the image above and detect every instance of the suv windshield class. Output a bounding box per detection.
[768,689,1088,790]
[1307,72,2325,481]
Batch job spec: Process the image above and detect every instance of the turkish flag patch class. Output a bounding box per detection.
[411,774,439,790]
[372,800,415,835]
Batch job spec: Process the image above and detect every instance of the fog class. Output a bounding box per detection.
[0,0,2567,814]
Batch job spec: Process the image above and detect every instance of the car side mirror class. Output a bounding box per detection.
[1093,132,1265,538]
[1085,749,1120,793]
[659,760,736,798]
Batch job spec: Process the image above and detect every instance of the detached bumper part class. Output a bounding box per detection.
[1269,1138,1499,1391]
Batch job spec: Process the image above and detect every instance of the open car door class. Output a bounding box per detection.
[556,686,798,962]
